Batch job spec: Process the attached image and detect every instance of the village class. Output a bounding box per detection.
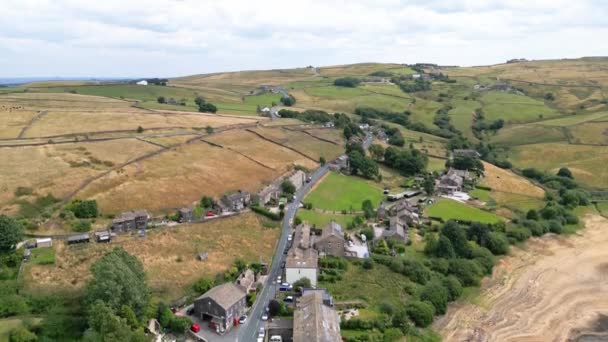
[19,113,488,342]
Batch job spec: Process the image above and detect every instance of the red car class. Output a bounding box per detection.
[190,324,200,333]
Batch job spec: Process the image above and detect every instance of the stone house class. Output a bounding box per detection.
[286,224,318,286]
[313,222,345,257]
[193,283,247,334]
[235,269,256,294]
[111,210,150,232]
[293,291,341,342]
[221,191,251,212]
[178,207,193,223]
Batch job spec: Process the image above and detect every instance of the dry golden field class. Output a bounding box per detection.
[250,126,344,161]
[480,161,545,198]
[25,212,280,300]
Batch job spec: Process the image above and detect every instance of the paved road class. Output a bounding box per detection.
[238,164,330,341]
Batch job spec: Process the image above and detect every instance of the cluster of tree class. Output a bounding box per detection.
[333,112,352,128]
[281,180,296,196]
[65,199,98,219]
[368,70,394,77]
[278,109,333,123]
[392,76,432,93]
[361,199,375,219]
[544,92,555,101]
[343,122,363,140]
[334,77,361,88]
[280,94,296,106]
[522,167,585,193]
[433,105,459,138]
[472,108,504,138]
[0,215,23,252]
[355,106,410,127]
[346,143,379,180]
[143,78,168,86]
[383,146,428,176]
[385,126,405,147]
[157,96,186,106]
[195,96,217,113]
[446,155,484,172]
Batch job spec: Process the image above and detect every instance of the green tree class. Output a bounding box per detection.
[362,259,374,270]
[557,167,573,179]
[120,305,139,329]
[485,232,510,255]
[442,275,463,301]
[194,96,205,107]
[441,221,471,258]
[420,280,449,314]
[435,235,455,259]
[526,209,539,220]
[86,248,149,319]
[280,95,296,106]
[9,327,37,342]
[374,239,390,255]
[198,102,218,113]
[292,277,312,290]
[319,156,326,165]
[281,180,296,195]
[136,126,144,133]
[66,200,98,219]
[423,175,435,195]
[369,144,385,161]
[405,300,435,327]
[200,196,214,208]
[169,316,191,333]
[88,301,146,342]
[361,199,375,219]
[0,215,23,252]
[448,259,483,286]
[205,126,214,134]
[334,77,361,87]
[157,96,166,104]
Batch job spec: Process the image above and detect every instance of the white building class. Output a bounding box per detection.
[285,224,318,286]
[36,237,52,248]
[136,80,148,86]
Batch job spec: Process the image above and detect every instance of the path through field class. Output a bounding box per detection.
[434,214,608,341]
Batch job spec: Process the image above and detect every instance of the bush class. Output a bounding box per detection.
[506,226,531,242]
[402,259,431,285]
[334,77,361,87]
[362,259,374,270]
[65,200,98,218]
[72,219,91,232]
[250,205,281,220]
[442,275,463,301]
[405,300,435,327]
[546,220,564,234]
[448,259,483,286]
[9,326,37,342]
[485,232,510,255]
[420,280,449,314]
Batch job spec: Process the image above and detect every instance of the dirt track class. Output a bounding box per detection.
[434,214,608,341]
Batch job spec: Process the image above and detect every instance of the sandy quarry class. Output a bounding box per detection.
[434,214,608,341]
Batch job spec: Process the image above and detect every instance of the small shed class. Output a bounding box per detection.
[36,237,53,248]
[95,231,111,243]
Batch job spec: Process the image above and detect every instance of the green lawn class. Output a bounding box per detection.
[360,84,411,98]
[427,157,447,172]
[304,86,370,99]
[387,67,417,75]
[30,247,55,265]
[215,102,258,115]
[490,124,567,146]
[426,199,503,224]
[448,98,480,139]
[470,188,492,202]
[305,172,384,211]
[481,91,557,124]
[297,209,355,228]
[243,93,283,106]
[538,111,608,126]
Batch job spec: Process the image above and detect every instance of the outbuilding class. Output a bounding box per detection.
[36,237,53,248]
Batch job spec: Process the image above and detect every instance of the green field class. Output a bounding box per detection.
[387,67,417,75]
[30,247,55,265]
[360,84,412,98]
[490,124,567,146]
[305,172,383,211]
[426,198,503,223]
[470,188,492,201]
[448,98,480,139]
[538,111,608,126]
[304,86,369,99]
[297,209,355,228]
[481,92,557,124]
[596,202,608,216]
[243,92,283,106]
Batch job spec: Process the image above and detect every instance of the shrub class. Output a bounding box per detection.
[334,77,361,87]
[72,219,91,232]
[405,300,435,327]
[65,200,98,218]
[442,275,463,301]
[9,326,37,342]
[420,280,449,314]
[448,259,483,286]
[546,220,564,234]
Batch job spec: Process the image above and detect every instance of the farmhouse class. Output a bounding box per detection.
[178,207,193,223]
[35,237,52,248]
[136,80,148,86]
[193,283,247,334]
[313,222,345,257]
[390,199,420,226]
[220,191,251,212]
[111,210,150,232]
[286,224,318,287]
[437,168,465,194]
[328,155,349,171]
[256,170,306,205]
[287,169,307,191]
[293,291,341,342]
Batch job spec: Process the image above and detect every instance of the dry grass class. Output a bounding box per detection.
[0,140,160,212]
[205,130,317,171]
[480,161,545,198]
[25,212,280,301]
[142,134,202,147]
[302,128,345,145]
[250,127,344,161]
[0,109,38,138]
[77,139,279,213]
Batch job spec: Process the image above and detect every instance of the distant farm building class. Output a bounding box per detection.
[111,210,150,232]
[193,283,247,334]
[136,80,148,86]
[67,233,90,245]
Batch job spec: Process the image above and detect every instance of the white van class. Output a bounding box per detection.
[270,336,283,342]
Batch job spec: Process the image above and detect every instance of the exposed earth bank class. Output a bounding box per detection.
[434,214,608,341]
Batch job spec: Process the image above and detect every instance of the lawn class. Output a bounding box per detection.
[305,172,384,211]
[387,67,417,75]
[480,92,557,124]
[490,124,567,146]
[243,92,283,106]
[297,209,355,228]
[470,188,492,202]
[30,247,55,265]
[448,98,480,140]
[426,198,503,224]
[304,86,369,99]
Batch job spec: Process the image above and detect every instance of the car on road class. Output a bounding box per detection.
[277,275,282,283]
[238,315,247,324]
[279,283,292,291]
[280,261,286,268]
[186,306,194,315]
[306,176,312,183]
[261,312,269,321]
[259,327,265,338]
[287,234,292,242]
[190,324,200,333]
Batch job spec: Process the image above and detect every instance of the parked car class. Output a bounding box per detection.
[276,275,282,283]
[270,336,283,342]
[279,283,292,292]
[258,327,265,338]
[186,306,195,315]
[284,296,294,303]
[287,234,293,242]
[190,324,200,333]
[280,261,286,268]
[261,312,269,321]
[238,315,247,324]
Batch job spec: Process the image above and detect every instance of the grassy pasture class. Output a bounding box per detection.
[448,98,480,140]
[305,172,383,211]
[0,109,38,138]
[250,127,344,161]
[386,67,417,75]
[490,192,545,212]
[318,63,402,77]
[243,92,283,106]
[490,124,568,146]
[25,212,280,301]
[360,84,412,98]
[480,92,557,124]
[539,112,608,126]
[304,86,370,99]
[297,209,355,228]
[480,162,545,198]
[566,122,608,145]
[426,198,503,224]
[510,143,608,188]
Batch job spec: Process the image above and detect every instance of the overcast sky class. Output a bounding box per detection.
[1,0,607,78]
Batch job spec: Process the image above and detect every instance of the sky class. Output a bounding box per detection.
[1,0,607,78]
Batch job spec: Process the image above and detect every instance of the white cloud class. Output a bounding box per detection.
[0,0,606,77]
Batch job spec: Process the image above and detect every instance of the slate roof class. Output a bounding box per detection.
[197,283,245,310]
[293,291,341,342]
[316,222,344,244]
